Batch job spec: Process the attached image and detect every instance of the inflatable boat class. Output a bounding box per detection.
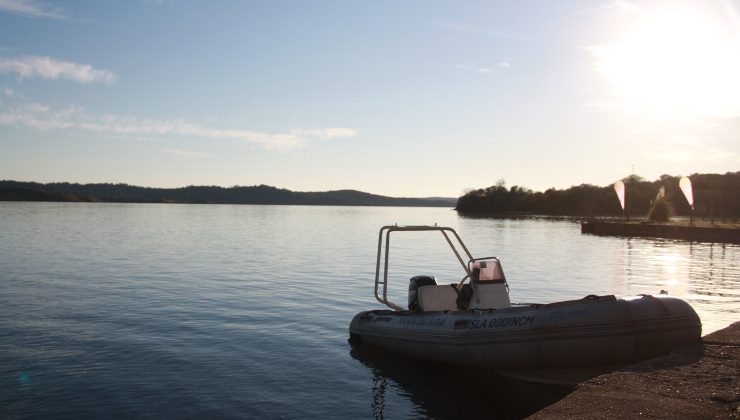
[349,225,702,384]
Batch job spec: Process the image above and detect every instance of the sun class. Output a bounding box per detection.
[590,3,740,120]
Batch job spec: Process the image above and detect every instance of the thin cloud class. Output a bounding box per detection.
[162,148,213,159]
[0,0,65,19]
[578,1,638,16]
[648,138,738,165]
[0,56,117,84]
[455,63,510,75]
[292,127,359,140]
[0,102,358,150]
[607,1,639,14]
[720,0,740,29]
[432,20,527,40]
[584,101,623,113]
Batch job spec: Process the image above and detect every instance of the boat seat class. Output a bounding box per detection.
[417,285,458,312]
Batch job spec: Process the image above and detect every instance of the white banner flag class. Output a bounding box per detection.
[679,177,694,209]
[614,180,625,210]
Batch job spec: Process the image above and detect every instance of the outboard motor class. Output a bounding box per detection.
[408,275,437,311]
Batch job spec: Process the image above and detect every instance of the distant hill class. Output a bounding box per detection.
[0,187,99,202]
[0,181,455,207]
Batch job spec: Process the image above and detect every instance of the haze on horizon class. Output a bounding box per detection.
[1,0,739,198]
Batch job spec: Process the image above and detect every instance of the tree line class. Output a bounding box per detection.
[0,181,455,207]
[455,172,740,220]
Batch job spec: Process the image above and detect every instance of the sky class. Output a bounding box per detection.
[1,0,739,197]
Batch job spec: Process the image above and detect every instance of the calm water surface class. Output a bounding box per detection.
[1,203,738,418]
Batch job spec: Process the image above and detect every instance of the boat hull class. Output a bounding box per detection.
[349,295,701,382]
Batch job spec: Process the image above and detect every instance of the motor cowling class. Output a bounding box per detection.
[408,275,437,311]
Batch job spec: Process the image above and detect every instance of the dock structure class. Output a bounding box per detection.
[530,321,740,419]
[581,220,740,244]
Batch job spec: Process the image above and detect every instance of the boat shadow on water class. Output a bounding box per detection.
[349,343,573,419]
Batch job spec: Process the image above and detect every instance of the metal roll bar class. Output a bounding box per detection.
[374,225,474,311]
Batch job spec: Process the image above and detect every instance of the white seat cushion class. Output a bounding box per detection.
[418,285,458,311]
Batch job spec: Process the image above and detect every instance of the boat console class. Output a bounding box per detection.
[468,259,511,309]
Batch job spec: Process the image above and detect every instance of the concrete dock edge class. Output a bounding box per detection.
[581,220,740,244]
[529,321,740,419]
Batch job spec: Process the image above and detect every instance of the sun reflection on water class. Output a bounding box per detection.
[618,238,739,334]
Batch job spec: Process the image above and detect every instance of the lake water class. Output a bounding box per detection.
[1,203,738,418]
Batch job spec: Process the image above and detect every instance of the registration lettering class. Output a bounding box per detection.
[398,318,446,327]
[468,315,535,329]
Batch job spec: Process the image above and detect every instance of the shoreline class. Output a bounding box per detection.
[530,321,740,419]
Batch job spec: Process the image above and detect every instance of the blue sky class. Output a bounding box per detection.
[1,0,739,197]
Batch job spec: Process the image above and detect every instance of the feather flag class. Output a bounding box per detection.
[614,180,625,210]
[655,186,665,201]
[679,177,694,209]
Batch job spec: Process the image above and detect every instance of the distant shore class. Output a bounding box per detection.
[455,172,739,221]
[0,181,456,207]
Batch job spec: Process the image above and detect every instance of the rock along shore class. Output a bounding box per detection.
[530,321,740,419]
